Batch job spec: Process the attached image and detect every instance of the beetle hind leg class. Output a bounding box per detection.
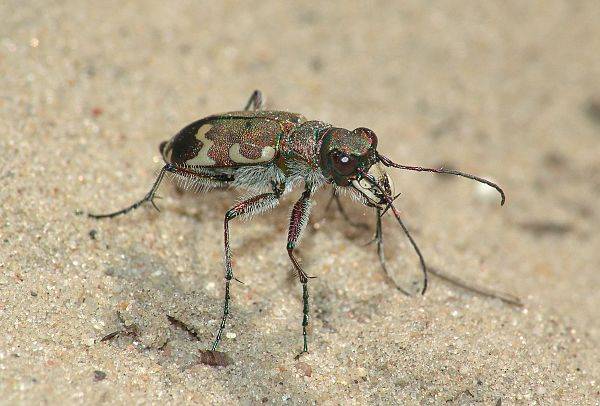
[88,164,234,219]
[167,168,231,194]
[88,164,172,219]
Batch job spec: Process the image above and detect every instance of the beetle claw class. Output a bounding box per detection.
[294,350,309,360]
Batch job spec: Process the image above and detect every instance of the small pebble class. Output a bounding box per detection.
[197,350,231,367]
[295,361,312,377]
[93,370,107,382]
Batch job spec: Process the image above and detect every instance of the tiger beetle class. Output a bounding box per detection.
[89,90,505,357]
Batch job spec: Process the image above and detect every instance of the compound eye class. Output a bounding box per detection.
[354,127,377,148]
[331,151,358,176]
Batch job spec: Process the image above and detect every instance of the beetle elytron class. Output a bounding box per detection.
[89,90,505,356]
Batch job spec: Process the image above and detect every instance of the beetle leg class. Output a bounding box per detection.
[211,184,284,351]
[326,188,370,230]
[88,164,233,219]
[370,209,412,296]
[286,187,315,357]
[243,90,263,111]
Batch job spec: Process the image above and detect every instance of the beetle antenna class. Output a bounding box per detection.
[378,154,506,206]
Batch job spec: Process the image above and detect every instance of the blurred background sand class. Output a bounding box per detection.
[1,0,599,404]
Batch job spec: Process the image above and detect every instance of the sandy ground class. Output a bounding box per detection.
[1,1,600,404]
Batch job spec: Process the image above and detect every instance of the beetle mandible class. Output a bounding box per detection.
[89,90,505,356]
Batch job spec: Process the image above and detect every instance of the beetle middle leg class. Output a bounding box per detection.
[211,183,284,351]
[286,187,315,357]
[88,164,233,219]
[243,89,263,111]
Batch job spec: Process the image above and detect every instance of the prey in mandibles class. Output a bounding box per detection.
[89,90,505,356]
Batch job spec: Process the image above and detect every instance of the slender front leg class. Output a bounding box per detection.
[325,188,370,229]
[243,90,263,111]
[368,209,411,296]
[286,188,314,356]
[211,185,283,351]
[88,163,234,219]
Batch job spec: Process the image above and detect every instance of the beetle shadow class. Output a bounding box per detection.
[94,244,326,403]
[90,180,441,402]
[89,185,361,400]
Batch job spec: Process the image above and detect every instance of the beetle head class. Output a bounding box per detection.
[319,127,393,207]
[320,126,507,296]
[319,127,507,296]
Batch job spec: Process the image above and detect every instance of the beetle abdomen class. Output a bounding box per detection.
[161,111,305,168]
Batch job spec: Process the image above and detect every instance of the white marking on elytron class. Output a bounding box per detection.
[228,143,276,164]
[185,124,217,166]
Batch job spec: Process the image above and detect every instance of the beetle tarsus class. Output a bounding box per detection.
[88,164,235,219]
[149,196,161,212]
[88,164,170,219]
[294,349,309,360]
